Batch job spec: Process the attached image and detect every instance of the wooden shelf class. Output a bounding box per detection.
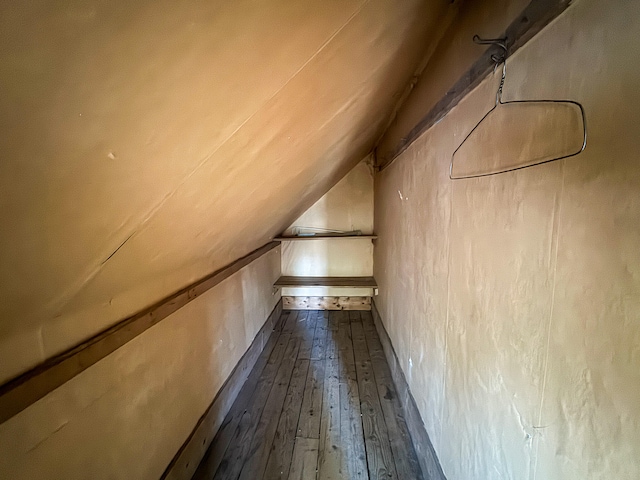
[275,276,378,288]
[274,235,377,241]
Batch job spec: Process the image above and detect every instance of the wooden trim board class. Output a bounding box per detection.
[371,301,447,480]
[0,241,281,425]
[161,299,284,480]
[377,0,573,171]
[283,296,372,310]
[275,276,378,288]
[274,235,377,241]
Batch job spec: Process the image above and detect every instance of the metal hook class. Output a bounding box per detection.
[473,35,508,104]
[473,35,508,66]
[473,35,507,51]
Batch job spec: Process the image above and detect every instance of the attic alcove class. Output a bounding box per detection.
[274,159,377,310]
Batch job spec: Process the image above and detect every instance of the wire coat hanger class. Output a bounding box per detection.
[449,35,587,180]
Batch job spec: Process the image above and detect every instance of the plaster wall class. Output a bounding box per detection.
[373,1,640,478]
[281,159,374,296]
[0,247,281,480]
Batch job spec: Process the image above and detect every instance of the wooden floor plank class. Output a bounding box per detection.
[297,360,325,439]
[317,312,342,480]
[289,437,319,480]
[338,312,367,479]
[361,312,424,480]
[298,311,316,360]
[310,311,328,361]
[282,310,301,334]
[238,336,301,480]
[263,358,310,479]
[351,320,398,480]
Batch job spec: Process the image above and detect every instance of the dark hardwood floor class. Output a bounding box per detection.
[192,310,423,480]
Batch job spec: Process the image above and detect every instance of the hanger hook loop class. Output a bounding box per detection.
[473,35,508,104]
[473,34,508,66]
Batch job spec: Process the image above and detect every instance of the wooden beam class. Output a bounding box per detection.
[275,276,378,288]
[377,0,573,171]
[283,296,372,311]
[274,235,377,241]
[0,241,281,425]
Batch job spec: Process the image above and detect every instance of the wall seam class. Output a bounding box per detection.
[438,157,455,447]
[531,161,566,480]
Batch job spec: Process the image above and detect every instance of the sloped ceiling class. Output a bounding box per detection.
[0,0,452,378]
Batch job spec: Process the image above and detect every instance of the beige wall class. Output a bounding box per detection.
[0,247,281,480]
[374,1,640,479]
[282,157,374,239]
[282,159,374,296]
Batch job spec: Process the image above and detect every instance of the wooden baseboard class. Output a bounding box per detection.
[283,296,371,310]
[371,301,447,480]
[161,299,284,480]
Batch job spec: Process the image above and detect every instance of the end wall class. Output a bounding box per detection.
[282,158,374,277]
[0,246,281,480]
[374,0,640,478]
[282,159,375,298]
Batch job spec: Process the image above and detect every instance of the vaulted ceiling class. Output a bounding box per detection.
[0,0,452,374]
